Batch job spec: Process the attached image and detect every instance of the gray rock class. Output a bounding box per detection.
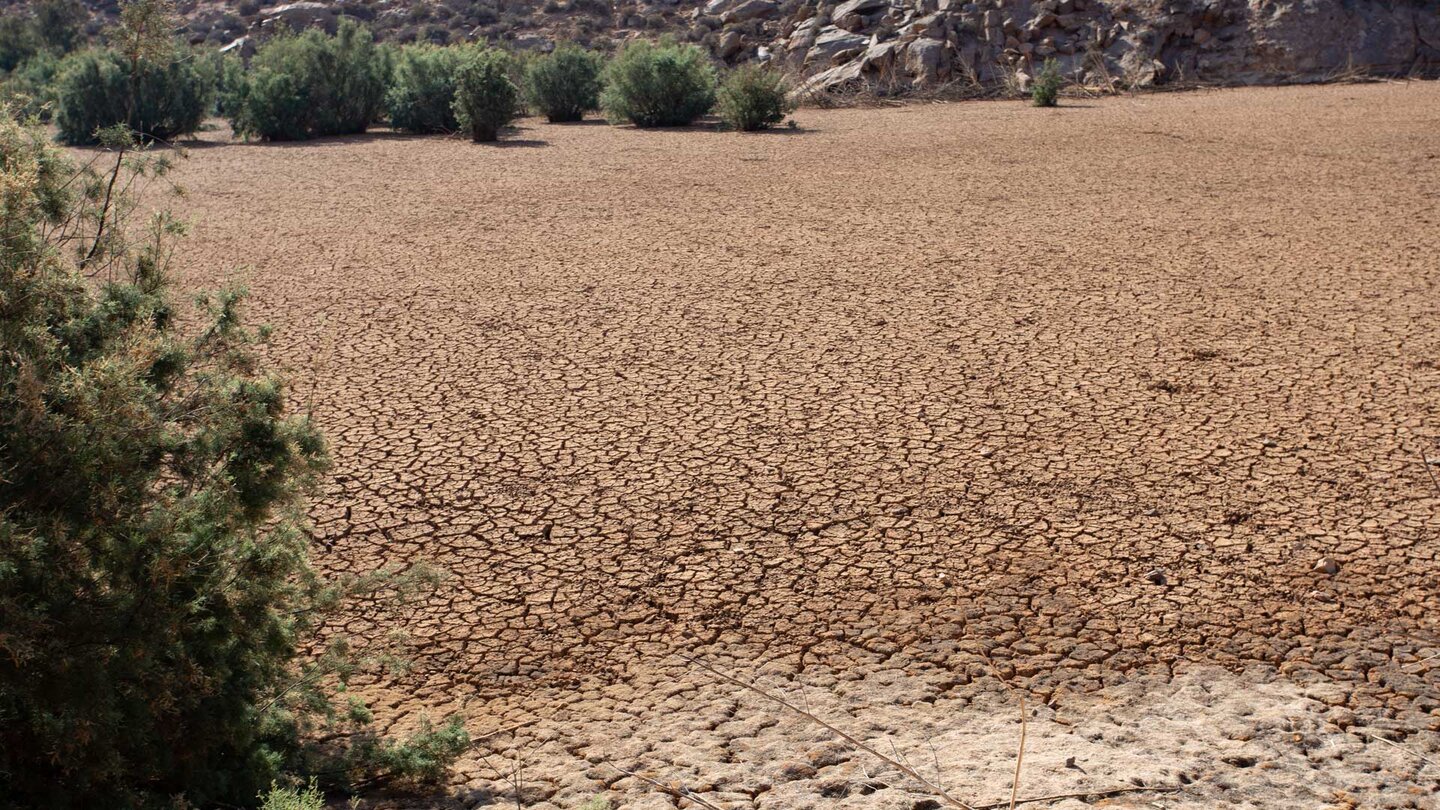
[807,26,869,64]
[723,0,780,24]
[833,0,890,20]
[904,36,948,81]
[717,29,745,59]
[262,1,335,33]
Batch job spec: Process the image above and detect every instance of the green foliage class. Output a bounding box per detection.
[0,108,467,809]
[525,44,604,123]
[1,52,62,121]
[198,47,246,117]
[601,38,715,127]
[0,0,86,71]
[32,0,87,54]
[715,64,791,131]
[259,781,327,810]
[386,43,465,133]
[53,45,212,144]
[452,47,518,142]
[0,14,41,72]
[231,20,391,141]
[1032,58,1061,107]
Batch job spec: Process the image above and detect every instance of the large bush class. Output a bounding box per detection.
[0,107,467,809]
[386,43,465,133]
[600,39,715,127]
[524,44,603,123]
[452,46,518,142]
[716,64,791,131]
[1,52,62,120]
[0,0,85,71]
[53,46,212,144]
[231,20,391,141]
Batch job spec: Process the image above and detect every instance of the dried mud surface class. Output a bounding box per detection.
[164,82,1440,807]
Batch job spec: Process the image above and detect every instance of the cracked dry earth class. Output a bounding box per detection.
[165,81,1440,808]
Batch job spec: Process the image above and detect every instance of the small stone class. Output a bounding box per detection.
[1145,568,1167,585]
[1314,557,1340,575]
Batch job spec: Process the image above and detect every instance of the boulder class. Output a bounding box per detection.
[792,58,865,96]
[262,1,336,33]
[717,29,745,59]
[219,35,254,59]
[807,26,869,64]
[832,0,889,20]
[512,34,554,52]
[904,36,948,82]
[723,0,780,24]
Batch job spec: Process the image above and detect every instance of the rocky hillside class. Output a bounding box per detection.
[48,0,1440,94]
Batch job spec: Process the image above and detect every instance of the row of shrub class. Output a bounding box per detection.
[4,19,793,145]
[232,25,791,142]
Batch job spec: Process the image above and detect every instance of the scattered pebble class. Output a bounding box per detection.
[1314,557,1340,575]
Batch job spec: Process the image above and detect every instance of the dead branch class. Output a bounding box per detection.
[678,653,977,810]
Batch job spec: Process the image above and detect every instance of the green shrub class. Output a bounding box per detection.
[0,14,41,72]
[386,43,465,133]
[452,46,518,142]
[600,38,715,127]
[525,44,603,123]
[231,20,391,141]
[0,103,468,810]
[1031,58,1061,107]
[259,781,326,810]
[1,52,62,120]
[197,47,246,117]
[53,46,212,144]
[716,64,791,131]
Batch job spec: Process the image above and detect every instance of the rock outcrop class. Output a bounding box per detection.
[770,0,1440,96]
[166,0,1437,96]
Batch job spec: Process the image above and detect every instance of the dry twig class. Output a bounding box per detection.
[1008,694,1027,810]
[973,784,1182,809]
[678,653,977,810]
[607,763,727,810]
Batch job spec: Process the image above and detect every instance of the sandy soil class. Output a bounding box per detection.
[159,81,1440,808]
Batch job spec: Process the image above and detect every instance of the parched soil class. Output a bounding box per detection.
[166,82,1439,808]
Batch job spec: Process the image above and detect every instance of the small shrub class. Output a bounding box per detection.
[452,46,518,142]
[716,64,791,131]
[387,43,465,133]
[600,38,715,127]
[1032,58,1061,107]
[53,46,212,144]
[231,20,391,141]
[525,44,603,123]
[259,781,326,810]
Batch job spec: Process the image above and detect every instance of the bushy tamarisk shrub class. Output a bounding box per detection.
[53,46,212,144]
[51,0,211,145]
[386,43,466,133]
[1032,58,1061,107]
[197,47,245,117]
[452,46,519,142]
[0,109,469,809]
[600,38,715,127]
[0,0,86,71]
[716,64,792,131]
[231,19,391,140]
[0,52,62,120]
[524,44,604,123]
